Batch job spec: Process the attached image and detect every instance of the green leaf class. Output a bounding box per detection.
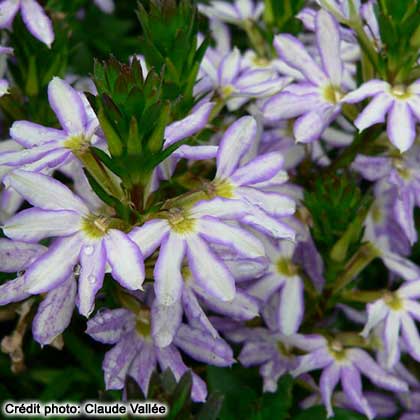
[167,371,192,419]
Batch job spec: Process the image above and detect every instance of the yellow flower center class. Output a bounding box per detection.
[221,84,236,98]
[383,292,404,311]
[81,215,110,238]
[322,84,343,104]
[328,340,347,361]
[276,258,299,276]
[390,84,412,100]
[167,208,196,234]
[135,309,151,339]
[63,134,90,153]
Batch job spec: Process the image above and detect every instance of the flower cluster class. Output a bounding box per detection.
[2,0,420,418]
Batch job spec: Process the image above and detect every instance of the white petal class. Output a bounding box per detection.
[186,235,235,301]
[354,93,393,131]
[21,0,54,47]
[387,101,416,152]
[316,10,342,85]
[197,217,264,258]
[190,197,247,219]
[6,170,88,214]
[278,276,304,335]
[216,116,257,178]
[360,300,388,337]
[154,233,186,306]
[343,80,389,103]
[48,77,87,134]
[128,219,170,258]
[384,311,401,368]
[104,230,144,290]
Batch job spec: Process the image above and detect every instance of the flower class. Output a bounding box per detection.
[93,0,114,14]
[0,77,99,175]
[0,0,54,47]
[207,116,296,239]
[291,335,408,418]
[86,303,234,401]
[248,239,306,335]
[198,47,290,111]
[129,196,264,307]
[3,170,145,317]
[343,79,420,152]
[263,10,349,143]
[360,282,420,368]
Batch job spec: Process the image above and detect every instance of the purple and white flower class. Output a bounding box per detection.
[3,170,145,317]
[291,335,408,418]
[343,79,420,152]
[0,77,99,175]
[360,281,420,368]
[263,10,350,143]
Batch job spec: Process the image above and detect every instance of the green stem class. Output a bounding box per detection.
[331,242,380,295]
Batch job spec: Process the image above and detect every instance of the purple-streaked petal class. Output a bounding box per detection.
[387,101,416,152]
[151,299,183,347]
[341,365,375,420]
[238,188,296,216]
[278,276,304,335]
[242,205,296,240]
[248,272,286,302]
[320,363,341,418]
[128,342,156,396]
[343,80,388,103]
[294,109,331,143]
[94,0,115,13]
[360,300,388,337]
[32,275,76,345]
[0,143,61,166]
[292,348,332,376]
[156,345,208,402]
[103,334,139,390]
[316,10,342,85]
[48,77,87,134]
[10,121,66,148]
[3,208,80,242]
[25,233,82,294]
[352,155,392,181]
[394,189,417,245]
[197,217,264,258]
[0,0,19,28]
[222,257,268,281]
[174,324,234,367]
[86,308,135,344]
[104,230,144,291]
[0,239,46,272]
[399,281,420,299]
[238,341,275,366]
[354,93,393,131]
[381,250,420,281]
[182,286,219,337]
[218,48,241,86]
[164,102,214,147]
[5,170,88,214]
[129,219,170,259]
[216,116,257,178]
[173,145,218,160]
[274,34,327,86]
[154,233,185,306]
[186,235,235,301]
[400,313,420,363]
[348,348,408,392]
[190,197,247,219]
[195,286,259,321]
[263,92,320,122]
[0,275,30,305]
[77,240,106,317]
[384,311,401,368]
[230,152,283,186]
[21,0,54,47]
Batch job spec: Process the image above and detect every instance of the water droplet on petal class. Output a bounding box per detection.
[88,275,96,284]
[84,245,94,255]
